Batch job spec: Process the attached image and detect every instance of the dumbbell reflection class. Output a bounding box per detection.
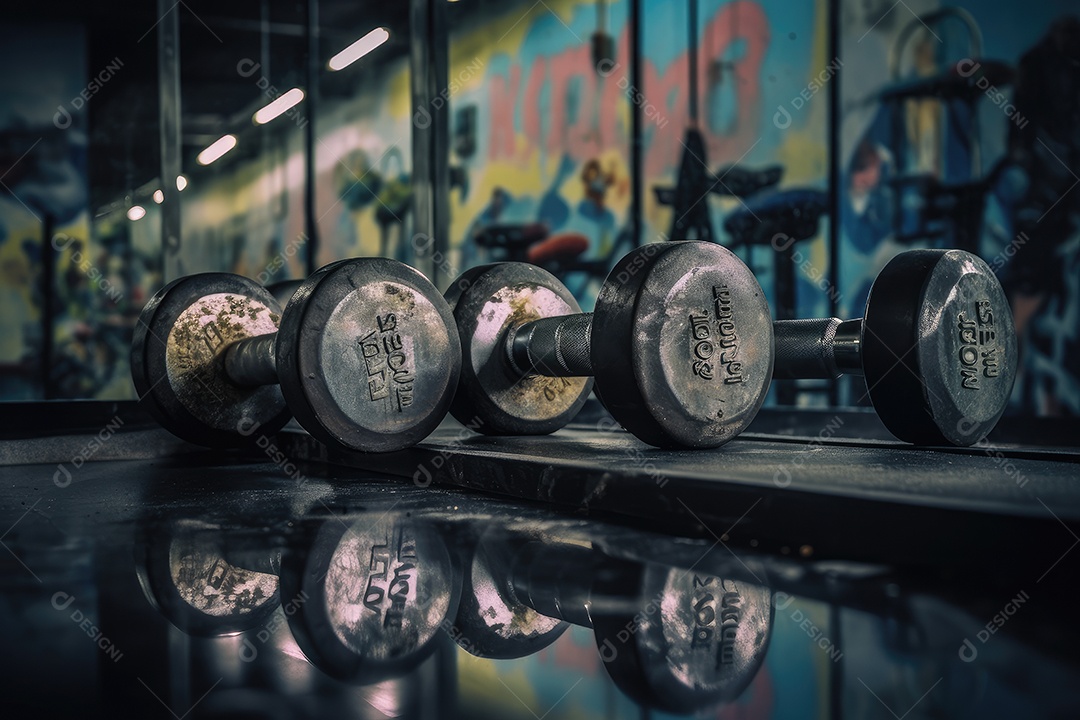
[279,514,461,685]
[139,512,460,687]
[450,528,570,659]
[136,515,459,718]
[137,519,281,637]
[451,533,773,715]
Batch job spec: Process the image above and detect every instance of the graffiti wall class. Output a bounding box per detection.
[442,0,831,313]
[186,0,830,314]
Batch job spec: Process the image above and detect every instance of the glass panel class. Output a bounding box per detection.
[643,0,833,406]
[314,6,413,268]
[176,1,310,279]
[839,0,1080,416]
[0,12,159,400]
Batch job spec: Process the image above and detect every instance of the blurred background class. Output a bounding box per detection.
[0,0,1077,417]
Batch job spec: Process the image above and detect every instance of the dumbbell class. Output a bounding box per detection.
[453,538,772,714]
[773,249,1017,445]
[132,257,461,451]
[279,514,460,684]
[445,241,774,448]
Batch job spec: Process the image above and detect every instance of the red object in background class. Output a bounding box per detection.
[527,233,589,265]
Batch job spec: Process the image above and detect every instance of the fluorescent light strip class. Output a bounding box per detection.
[254,88,305,125]
[328,27,390,71]
[197,135,237,166]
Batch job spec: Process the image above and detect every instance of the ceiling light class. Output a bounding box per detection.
[254,88,305,125]
[328,28,390,71]
[197,135,237,165]
[127,205,147,221]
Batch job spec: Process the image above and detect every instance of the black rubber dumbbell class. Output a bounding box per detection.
[132,258,461,451]
[451,537,772,714]
[445,241,774,448]
[773,249,1017,445]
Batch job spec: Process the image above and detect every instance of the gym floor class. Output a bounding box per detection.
[1,402,1077,718]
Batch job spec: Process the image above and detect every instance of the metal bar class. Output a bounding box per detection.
[629,0,643,246]
[829,602,844,720]
[509,314,594,378]
[410,0,450,287]
[510,542,597,628]
[826,0,841,404]
[158,0,182,281]
[223,334,279,386]
[304,0,320,276]
[775,242,798,404]
[687,0,699,124]
[41,214,55,399]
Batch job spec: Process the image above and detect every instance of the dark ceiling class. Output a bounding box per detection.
[8,0,420,212]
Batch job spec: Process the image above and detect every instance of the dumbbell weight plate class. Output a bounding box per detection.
[445,264,593,435]
[863,250,1017,446]
[593,242,774,448]
[132,274,291,447]
[277,258,462,452]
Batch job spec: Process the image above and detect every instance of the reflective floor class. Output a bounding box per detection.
[1,438,1078,719]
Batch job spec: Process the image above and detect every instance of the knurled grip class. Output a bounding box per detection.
[508,313,594,377]
[773,318,842,379]
[223,333,279,386]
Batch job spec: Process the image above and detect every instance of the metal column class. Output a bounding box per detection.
[157,0,182,281]
[410,0,450,287]
[304,0,320,275]
[629,0,643,246]
[827,0,841,405]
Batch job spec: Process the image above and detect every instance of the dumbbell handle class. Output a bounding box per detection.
[223,333,279,386]
[773,318,863,379]
[509,542,644,629]
[507,313,594,377]
[512,315,865,382]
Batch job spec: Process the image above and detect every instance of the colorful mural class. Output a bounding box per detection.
[442,0,830,312]
[183,0,831,313]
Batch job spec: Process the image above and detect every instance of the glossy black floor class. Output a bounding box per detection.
[1,413,1078,719]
